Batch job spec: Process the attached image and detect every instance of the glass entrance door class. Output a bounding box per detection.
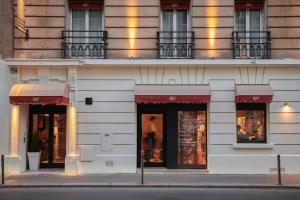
[140,114,165,167]
[29,106,67,168]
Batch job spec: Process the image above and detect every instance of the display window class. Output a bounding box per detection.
[236,103,266,143]
[178,111,207,168]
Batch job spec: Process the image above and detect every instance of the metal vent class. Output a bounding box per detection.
[105,160,114,167]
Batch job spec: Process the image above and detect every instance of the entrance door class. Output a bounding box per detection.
[29,105,67,168]
[138,113,166,167]
[137,104,207,169]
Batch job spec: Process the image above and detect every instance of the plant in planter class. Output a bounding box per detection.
[27,132,41,171]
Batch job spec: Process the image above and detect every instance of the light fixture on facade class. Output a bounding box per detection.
[283,102,291,112]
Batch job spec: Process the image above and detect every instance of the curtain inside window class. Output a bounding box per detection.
[176,10,187,44]
[72,9,86,44]
[88,9,103,43]
[162,10,173,43]
[249,9,261,43]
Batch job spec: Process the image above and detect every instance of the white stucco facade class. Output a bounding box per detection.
[2,59,300,175]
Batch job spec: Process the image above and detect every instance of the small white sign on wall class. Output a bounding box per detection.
[101,133,113,152]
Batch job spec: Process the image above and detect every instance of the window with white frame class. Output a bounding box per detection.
[234,1,268,58]
[236,103,266,143]
[71,9,103,43]
[160,9,192,58]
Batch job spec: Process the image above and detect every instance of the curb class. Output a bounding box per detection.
[1,184,300,189]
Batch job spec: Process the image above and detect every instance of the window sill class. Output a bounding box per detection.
[232,143,274,149]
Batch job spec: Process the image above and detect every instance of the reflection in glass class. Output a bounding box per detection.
[237,106,266,143]
[178,111,207,168]
[32,114,50,164]
[141,114,164,164]
[53,114,66,164]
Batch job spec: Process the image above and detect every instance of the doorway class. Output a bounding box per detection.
[137,104,207,169]
[29,105,67,168]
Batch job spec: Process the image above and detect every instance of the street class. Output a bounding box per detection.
[0,188,299,200]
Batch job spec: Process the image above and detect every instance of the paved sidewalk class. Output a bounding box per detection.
[2,170,300,188]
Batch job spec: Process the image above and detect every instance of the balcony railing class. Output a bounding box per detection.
[62,30,107,59]
[157,31,194,59]
[232,31,271,59]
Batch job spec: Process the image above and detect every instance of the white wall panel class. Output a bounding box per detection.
[77,102,135,113]
[270,113,300,123]
[78,123,136,134]
[211,91,235,102]
[77,134,101,145]
[77,80,135,91]
[210,102,236,112]
[113,133,135,145]
[273,91,300,102]
[209,144,300,155]
[270,124,300,134]
[210,134,234,145]
[210,113,236,123]
[209,79,235,90]
[210,124,236,134]
[78,113,135,123]
[270,80,300,90]
[270,134,300,144]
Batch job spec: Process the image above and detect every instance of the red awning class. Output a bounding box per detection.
[235,1,264,9]
[235,85,273,103]
[10,84,69,105]
[135,85,211,104]
[161,0,190,9]
[69,0,103,9]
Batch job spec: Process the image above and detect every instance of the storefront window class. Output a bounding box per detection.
[141,114,164,165]
[236,103,266,143]
[178,111,207,168]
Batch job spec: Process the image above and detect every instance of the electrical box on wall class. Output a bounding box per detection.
[85,97,93,105]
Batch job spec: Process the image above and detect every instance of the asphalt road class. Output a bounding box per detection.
[0,188,299,200]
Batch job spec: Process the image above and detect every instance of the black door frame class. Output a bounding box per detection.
[28,105,67,168]
[137,103,207,169]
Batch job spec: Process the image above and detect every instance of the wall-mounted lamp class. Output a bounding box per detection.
[284,102,288,107]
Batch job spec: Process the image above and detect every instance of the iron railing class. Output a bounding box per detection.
[232,31,271,59]
[62,30,107,59]
[157,31,195,59]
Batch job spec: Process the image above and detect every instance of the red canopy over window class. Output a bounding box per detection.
[135,85,211,104]
[235,85,273,103]
[235,0,264,9]
[10,84,69,105]
[68,0,103,9]
[161,0,190,9]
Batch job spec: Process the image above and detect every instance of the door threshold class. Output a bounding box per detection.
[137,167,209,174]
[23,168,64,175]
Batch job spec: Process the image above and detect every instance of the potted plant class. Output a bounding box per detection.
[27,132,41,171]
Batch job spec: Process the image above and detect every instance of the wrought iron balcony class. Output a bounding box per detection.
[157,31,194,59]
[232,31,271,59]
[62,30,107,59]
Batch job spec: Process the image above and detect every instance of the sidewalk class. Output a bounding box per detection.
[2,170,300,188]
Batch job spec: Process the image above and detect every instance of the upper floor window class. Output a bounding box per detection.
[62,0,107,59]
[233,1,271,59]
[158,0,194,59]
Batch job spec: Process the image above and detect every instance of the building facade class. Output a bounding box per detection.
[1,0,300,174]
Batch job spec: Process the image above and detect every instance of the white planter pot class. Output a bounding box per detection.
[27,152,41,171]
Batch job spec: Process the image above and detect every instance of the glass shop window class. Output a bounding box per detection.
[236,103,266,143]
